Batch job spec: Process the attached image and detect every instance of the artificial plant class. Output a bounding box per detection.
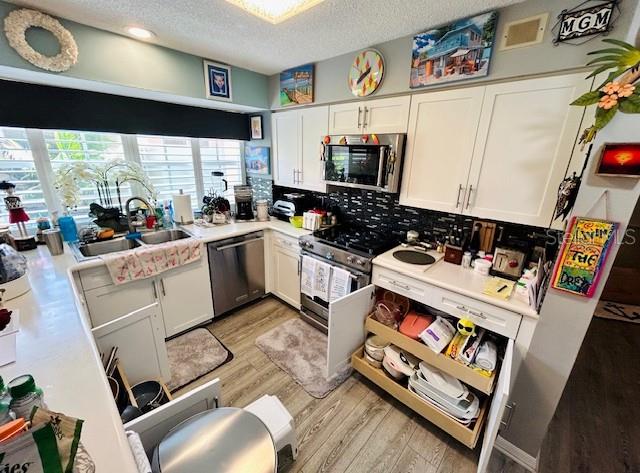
[571,38,640,147]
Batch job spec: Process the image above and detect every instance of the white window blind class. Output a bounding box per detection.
[200,138,243,202]
[0,127,49,223]
[136,135,197,206]
[43,130,131,223]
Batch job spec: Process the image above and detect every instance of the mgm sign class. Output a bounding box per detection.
[554,1,617,44]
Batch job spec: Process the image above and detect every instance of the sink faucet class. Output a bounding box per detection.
[125,196,154,233]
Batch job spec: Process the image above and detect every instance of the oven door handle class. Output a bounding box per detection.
[300,251,367,279]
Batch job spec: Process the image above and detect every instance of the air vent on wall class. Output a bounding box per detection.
[499,13,549,51]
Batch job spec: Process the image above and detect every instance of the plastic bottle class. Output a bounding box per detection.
[58,214,78,242]
[8,375,45,420]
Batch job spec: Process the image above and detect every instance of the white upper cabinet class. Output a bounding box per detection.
[299,106,329,192]
[272,106,328,192]
[400,88,484,213]
[272,111,299,188]
[465,73,590,227]
[328,96,411,135]
[400,72,589,227]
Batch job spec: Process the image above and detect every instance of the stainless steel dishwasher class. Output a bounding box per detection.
[208,231,265,316]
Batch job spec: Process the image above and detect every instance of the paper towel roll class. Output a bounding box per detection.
[172,192,194,224]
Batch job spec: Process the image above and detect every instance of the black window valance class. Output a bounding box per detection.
[0,79,250,140]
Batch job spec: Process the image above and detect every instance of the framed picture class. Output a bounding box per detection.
[245,144,270,176]
[204,61,232,101]
[595,143,640,177]
[410,11,499,89]
[551,217,618,297]
[250,115,263,140]
[280,64,314,106]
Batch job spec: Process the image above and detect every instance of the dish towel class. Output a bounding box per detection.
[313,260,332,302]
[102,238,203,285]
[300,256,316,298]
[475,340,497,371]
[329,267,351,302]
[125,431,151,473]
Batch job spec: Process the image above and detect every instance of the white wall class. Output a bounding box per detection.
[501,5,640,459]
[269,0,640,109]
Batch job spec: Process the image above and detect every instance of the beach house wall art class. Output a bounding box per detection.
[280,64,314,106]
[410,11,499,88]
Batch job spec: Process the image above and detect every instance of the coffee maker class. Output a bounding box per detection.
[234,185,254,220]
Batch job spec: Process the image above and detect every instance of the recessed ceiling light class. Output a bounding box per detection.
[126,26,155,39]
[225,0,325,24]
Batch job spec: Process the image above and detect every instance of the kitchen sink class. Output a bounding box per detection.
[76,238,141,257]
[139,229,191,245]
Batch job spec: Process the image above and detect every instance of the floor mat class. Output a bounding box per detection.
[166,328,233,392]
[594,300,640,324]
[255,318,351,399]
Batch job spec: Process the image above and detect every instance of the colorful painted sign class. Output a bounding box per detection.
[551,217,618,297]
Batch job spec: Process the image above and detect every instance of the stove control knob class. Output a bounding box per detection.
[326,252,335,260]
[355,259,365,266]
[346,256,355,264]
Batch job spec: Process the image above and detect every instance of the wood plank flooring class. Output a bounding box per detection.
[174,297,525,473]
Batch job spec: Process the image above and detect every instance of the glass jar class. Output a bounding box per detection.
[0,400,13,425]
[8,375,45,420]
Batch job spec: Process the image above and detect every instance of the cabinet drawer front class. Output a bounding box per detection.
[273,233,300,252]
[79,266,112,290]
[429,287,521,339]
[85,280,157,328]
[372,267,430,306]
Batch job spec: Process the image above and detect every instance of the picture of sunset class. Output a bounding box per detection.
[596,143,640,177]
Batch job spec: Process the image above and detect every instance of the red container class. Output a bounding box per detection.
[399,311,434,339]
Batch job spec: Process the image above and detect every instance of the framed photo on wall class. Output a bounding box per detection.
[245,144,270,177]
[595,143,640,177]
[204,61,232,102]
[250,115,263,140]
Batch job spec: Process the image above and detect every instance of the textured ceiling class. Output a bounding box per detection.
[8,0,525,75]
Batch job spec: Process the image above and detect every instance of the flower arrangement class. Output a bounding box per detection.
[3,9,78,72]
[54,160,156,211]
[571,39,640,147]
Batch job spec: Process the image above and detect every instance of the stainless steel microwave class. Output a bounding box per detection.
[323,134,406,193]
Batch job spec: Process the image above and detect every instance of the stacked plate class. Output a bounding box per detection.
[408,362,480,425]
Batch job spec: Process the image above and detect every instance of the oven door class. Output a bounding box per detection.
[324,144,392,192]
[299,252,370,332]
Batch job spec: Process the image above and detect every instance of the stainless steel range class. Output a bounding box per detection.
[298,225,397,332]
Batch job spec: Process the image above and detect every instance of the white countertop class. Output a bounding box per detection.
[373,246,539,319]
[180,218,311,243]
[1,247,138,472]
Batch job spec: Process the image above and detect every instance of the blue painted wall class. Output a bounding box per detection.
[0,1,269,109]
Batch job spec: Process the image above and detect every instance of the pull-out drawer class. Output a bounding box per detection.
[272,231,300,253]
[372,267,430,305]
[429,286,521,340]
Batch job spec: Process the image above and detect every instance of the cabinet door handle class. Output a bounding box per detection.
[357,107,362,128]
[292,169,296,183]
[465,185,474,209]
[363,106,369,129]
[298,169,303,184]
[391,280,410,290]
[152,281,158,299]
[160,278,166,296]
[455,184,464,208]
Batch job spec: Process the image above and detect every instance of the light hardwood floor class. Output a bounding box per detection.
[175,297,525,473]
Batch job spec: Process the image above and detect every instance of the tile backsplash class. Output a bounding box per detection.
[271,184,560,257]
[246,175,273,205]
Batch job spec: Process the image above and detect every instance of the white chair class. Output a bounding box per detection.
[244,394,298,460]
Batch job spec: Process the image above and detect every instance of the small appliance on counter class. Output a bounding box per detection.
[491,246,527,280]
[271,192,312,221]
[234,185,254,221]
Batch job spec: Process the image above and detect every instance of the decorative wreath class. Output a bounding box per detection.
[4,9,78,72]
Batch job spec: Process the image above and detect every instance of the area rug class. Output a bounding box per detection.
[166,328,233,392]
[255,318,351,399]
[594,300,640,324]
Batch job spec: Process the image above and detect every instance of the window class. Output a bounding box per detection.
[43,130,131,223]
[0,127,49,223]
[136,135,197,206]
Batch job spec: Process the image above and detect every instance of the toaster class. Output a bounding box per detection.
[491,246,526,280]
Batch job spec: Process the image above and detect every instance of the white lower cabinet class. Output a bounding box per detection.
[92,303,170,384]
[345,275,520,473]
[159,257,214,338]
[270,232,301,308]
[84,278,157,328]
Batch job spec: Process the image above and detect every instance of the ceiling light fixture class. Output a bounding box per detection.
[225,0,325,24]
[126,26,155,39]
